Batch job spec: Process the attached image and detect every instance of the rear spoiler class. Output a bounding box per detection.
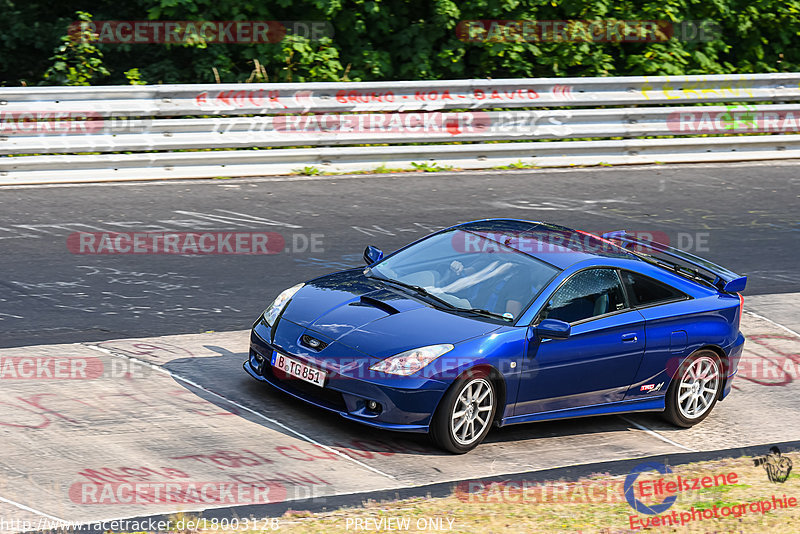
[601,230,747,293]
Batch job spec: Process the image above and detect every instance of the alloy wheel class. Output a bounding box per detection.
[677,356,720,419]
[450,378,494,446]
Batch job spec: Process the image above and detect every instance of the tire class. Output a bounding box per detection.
[663,350,723,427]
[430,369,497,453]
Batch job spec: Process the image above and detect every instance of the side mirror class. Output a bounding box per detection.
[535,318,571,340]
[363,245,384,266]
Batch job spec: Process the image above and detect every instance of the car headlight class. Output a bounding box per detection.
[263,283,304,326]
[369,344,454,376]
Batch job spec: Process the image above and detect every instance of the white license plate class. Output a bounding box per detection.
[271,352,327,387]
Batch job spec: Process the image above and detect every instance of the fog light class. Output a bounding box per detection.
[366,400,381,413]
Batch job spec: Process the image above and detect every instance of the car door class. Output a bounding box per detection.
[618,269,694,400]
[514,267,646,415]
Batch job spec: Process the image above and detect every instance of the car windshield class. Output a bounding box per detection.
[369,229,560,320]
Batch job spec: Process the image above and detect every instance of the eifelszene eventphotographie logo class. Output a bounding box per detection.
[624,462,678,514]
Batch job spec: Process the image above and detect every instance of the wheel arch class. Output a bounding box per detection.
[695,344,728,399]
[462,364,507,425]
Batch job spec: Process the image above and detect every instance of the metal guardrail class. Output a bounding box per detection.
[5,103,800,155]
[1,74,800,184]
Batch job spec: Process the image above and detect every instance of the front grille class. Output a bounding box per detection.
[265,361,347,411]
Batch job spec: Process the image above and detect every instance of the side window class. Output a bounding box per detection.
[540,268,628,324]
[621,270,686,307]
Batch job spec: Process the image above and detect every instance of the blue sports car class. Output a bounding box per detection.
[244,219,746,453]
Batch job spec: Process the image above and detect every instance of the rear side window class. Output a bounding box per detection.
[540,268,628,324]
[622,270,686,307]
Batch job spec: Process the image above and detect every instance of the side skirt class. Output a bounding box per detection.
[500,396,666,427]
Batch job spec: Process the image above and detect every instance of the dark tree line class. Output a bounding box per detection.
[2,0,798,85]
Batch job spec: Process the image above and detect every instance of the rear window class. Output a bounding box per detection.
[622,270,686,306]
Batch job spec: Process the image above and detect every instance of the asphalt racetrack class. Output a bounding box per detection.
[0,161,797,348]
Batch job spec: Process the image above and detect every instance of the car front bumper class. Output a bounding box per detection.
[245,326,449,433]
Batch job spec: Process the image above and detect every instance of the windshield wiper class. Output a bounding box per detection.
[367,271,514,321]
[366,273,455,309]
[461,308,513,321]
[366,272,513,322]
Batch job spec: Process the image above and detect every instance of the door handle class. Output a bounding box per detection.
[622,333,639,343]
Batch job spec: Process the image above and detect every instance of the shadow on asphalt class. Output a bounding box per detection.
[161,344,646,459]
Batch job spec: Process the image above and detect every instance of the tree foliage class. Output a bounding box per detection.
[43,12,110,85]
[1,0,798,85]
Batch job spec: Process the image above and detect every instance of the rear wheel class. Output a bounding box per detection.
[663,350,722,427]
[430,370,496,453]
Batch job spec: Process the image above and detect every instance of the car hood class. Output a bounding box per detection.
[279,269,501,360]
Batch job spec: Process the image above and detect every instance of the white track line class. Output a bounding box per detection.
[744,310,800,338]
[618,415,698,453]
[84,344,396,481]
[0,494,67,523]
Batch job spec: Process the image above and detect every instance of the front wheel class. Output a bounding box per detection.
[663,350,723,427]
[430,370,496,453]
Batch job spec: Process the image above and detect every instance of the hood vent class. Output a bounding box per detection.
[355,295,401,315]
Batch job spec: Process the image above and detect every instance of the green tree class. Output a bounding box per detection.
[1,0,798,86]
[43,11,110,85]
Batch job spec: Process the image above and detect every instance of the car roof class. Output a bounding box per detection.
[453,218,638,269]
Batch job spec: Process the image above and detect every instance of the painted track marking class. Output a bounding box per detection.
[83,343,396,480]
[744,310,800,338]
[618,415,698,453]
[0,494,67,523]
